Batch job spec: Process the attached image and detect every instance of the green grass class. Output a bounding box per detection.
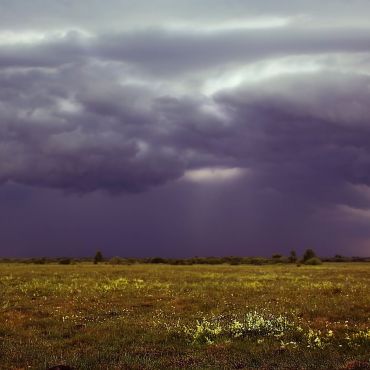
[0,263,369,369]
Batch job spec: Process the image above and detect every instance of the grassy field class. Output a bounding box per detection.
[0,263,369,369]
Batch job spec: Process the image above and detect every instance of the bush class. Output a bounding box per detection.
[251,258,268,265]
[59,258,71,265]
[32,258,46,264]
[303,249,316,262]
[109,257,128,265]
[304,257,322,265]
[150,257,167,264]
[271,254,287,264]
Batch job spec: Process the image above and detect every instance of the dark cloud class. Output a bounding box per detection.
[0,67,186,192]
[212,73,370,203]
[2,65,370,206]
[1,1,370,256]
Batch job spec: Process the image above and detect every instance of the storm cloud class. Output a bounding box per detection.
[0,0,370,256]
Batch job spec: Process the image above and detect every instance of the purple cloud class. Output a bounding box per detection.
[1,1,370,257]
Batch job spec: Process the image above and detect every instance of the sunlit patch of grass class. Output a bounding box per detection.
[305,328,334,349]
[180,310,369,351]
[181,311,312,346]
[99,277,144,292]
[345,328,370,347]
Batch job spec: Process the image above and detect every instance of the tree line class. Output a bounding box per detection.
[1,249,368,265]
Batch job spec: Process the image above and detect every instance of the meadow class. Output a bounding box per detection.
[0,263,369,369]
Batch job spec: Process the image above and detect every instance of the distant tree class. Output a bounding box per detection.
[302,249,316,262]
[94,250,103,264]
[272,254,282,259]
[289,250,297,263]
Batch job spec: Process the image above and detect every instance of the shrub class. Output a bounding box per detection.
[304,257,322,265]
[251,258,268,265]
[303,249,316,262]
[32,258,46,264]
[271,254,287,264]
[109,257,129,265]
[222,257,232,264]
[150,257,167,264]
[59,258,71,265]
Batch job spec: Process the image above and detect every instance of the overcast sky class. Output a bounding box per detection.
[1,0,370,257]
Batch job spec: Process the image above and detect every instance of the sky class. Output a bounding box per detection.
[1,0,370,258]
